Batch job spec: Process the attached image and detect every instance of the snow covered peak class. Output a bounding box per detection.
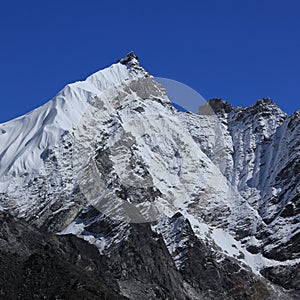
[252,97,283,112]
[0,55,149,181]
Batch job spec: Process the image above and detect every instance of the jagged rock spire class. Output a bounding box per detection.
[199,98,233,115]
[117,51,139,66]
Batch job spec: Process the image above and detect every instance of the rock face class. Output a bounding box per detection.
[0,53,299,299]
[0,212,126,300]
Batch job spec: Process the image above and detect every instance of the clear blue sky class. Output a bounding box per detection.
[0,0,299,122]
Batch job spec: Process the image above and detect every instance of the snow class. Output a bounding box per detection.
[60,220,109,254]
[59,210,129,254]
[211,226,300,274]
[0,60,141,180]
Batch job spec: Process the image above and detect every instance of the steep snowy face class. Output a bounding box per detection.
[0,53,143,182]
[223,100,300,263]
[0,53,255,229]
[0,54,150,225]
[184,98,300,267]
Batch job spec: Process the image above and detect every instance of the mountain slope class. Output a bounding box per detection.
[0,52,299,299]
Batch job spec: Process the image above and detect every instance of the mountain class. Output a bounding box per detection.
[0,52,299,299]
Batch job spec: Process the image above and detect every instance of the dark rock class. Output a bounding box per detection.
[261,264,300,292]
[199,98,233,115]
[246,245,261,254]
[118,52,139,66]
[0,212,126,300]
[263,232,300,261]
[106,222,189,299]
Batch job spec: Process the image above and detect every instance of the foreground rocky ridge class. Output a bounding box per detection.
[0,212,125,299]
[0,211,294,300]
[0,53,299,298]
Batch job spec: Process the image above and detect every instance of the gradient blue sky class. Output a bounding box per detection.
[0,0,299,122]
